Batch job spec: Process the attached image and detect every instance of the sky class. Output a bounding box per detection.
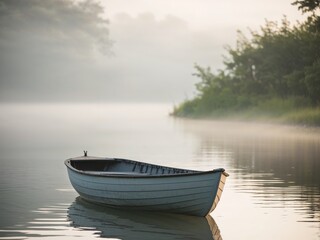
[0,0,305,103]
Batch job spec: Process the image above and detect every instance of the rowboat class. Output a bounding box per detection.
[65,155,229,217]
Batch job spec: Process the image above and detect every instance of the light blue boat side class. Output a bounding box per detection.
[65,156,229,217]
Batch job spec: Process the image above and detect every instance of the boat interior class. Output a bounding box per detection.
[69,158,199,175]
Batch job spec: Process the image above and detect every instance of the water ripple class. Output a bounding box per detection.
[0,198,223,240]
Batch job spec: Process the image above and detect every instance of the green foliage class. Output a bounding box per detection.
[279,107,320,126]
[172,98,200,117]
[305,59,320,104]
[172,0,320,126]
[292,0,320,13]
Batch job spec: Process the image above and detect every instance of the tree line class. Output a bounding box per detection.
[173,0,320,122]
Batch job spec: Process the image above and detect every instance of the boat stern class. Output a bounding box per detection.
[207,170,229,215]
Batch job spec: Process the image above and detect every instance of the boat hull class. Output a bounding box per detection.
[66,164,227,217]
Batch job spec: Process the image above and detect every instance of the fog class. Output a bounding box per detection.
[0,0,304,103]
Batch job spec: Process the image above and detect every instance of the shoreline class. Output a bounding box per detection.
[170,107,320,128]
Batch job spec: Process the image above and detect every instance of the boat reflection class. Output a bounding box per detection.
[68,197,222,240]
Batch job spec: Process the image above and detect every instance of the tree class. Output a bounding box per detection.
[173,0,320,118]
[305,60,320,104]
[292,0,320,13]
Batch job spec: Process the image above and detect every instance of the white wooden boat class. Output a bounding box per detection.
[65,155,229,217]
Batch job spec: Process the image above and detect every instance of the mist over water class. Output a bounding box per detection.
[0,103,319,239]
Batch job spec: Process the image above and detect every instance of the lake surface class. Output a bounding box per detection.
[0,103,319,240]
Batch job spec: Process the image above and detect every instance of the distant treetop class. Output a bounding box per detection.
[292,0,320,13]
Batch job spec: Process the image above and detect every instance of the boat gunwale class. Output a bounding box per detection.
[64,157,229,179]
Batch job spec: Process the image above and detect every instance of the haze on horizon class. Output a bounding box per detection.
[0,0,305,103]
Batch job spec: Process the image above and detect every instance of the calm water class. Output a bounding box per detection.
[0,103,319,240]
